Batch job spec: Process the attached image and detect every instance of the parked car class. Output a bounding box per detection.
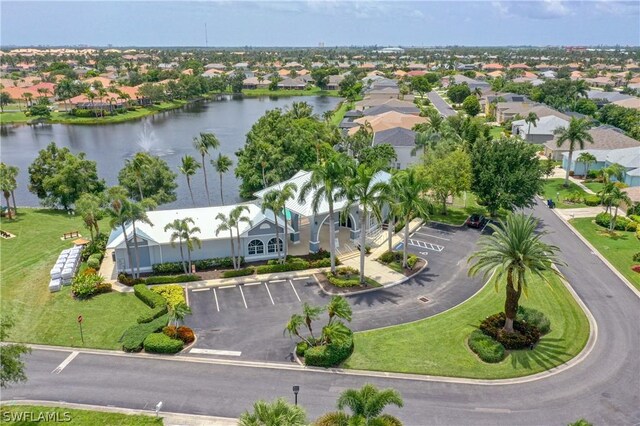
[466,214,485,229]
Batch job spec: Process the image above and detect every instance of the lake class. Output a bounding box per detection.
[0,95,341,209]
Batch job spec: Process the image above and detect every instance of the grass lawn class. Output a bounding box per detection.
[583,181,604,194]
[0,405,162,425]
[541,178,589,209]
[489,126,505,140]
[343,273,589,379]
[0,209,149,349]
[429,192,486,226]
[330,101,353,126]
[570,217,640,289]
[242,87,340,97]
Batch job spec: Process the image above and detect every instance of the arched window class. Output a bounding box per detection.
[248,239,264,255]
[267,237,283,253]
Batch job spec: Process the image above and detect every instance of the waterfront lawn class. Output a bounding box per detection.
[0,209,149,349]
[330,101,354,126]
[242,87,339,97]
[541,178,589,209]
[570,217,640,289]
[343,273,589,379]
[0,405,163,425]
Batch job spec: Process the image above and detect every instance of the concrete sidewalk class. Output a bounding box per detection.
[554,206,607,221]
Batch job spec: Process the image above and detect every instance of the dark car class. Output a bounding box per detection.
[466,214,485,229]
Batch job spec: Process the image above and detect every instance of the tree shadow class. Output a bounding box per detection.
[509,337,572,371]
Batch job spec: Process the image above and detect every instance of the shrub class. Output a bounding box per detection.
[133,284,166,309]
[296,341,308,357]
[407,255,419,269]
[121,314,169,352]
[583,195,601,206]
[95,282,112,295]
[595,212,635,231]
[82,267,97,276]
[162,325,178,339]
[309,258,332,268]
[304,332,354,367]
[86,258,100,270]
[151,262,185,274]
[73,108,96,118]
[222,268,254,278]
[145,274,200,285]
[629,215,640,223]
[628,202,640,216]
[633,253,640,262]
[586,170,599,179]
[378,251,398,264]
[143,332,184,354]
[632,265,640,274]
[151,284,185,309]
[479,313,541,350]
[117,273,145,286]
[516,306,551,334]
[325,267,378,288]
[193,256,236,270]
[256,261,310,274]
[81,234,107,262]
[176,326,195,344]
[71,273,105,299]
[378,251,419,269]
[468,330,505,363]
[137,305,168,324]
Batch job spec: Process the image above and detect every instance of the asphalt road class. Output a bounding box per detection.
[187,222,485,361]
[427,91,456,117]
[3,200,639,425]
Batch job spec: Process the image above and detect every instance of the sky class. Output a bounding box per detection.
[1,1,639,47]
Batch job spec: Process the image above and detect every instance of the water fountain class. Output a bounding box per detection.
[133,119,174,157]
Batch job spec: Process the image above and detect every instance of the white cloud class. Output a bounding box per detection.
[492,0,573,20]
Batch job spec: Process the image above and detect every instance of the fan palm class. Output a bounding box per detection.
[193,132,220,206]
[468,213,563,333]
[239,398,307,426]
[211,153,233,205]
[179,155,201,206]
[169,302,192,327]
[554,118,593,187]
[215,212,237,270]
[299,153,353,273]
[326,296,352,324]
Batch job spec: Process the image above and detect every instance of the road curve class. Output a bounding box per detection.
[3,200,639,425]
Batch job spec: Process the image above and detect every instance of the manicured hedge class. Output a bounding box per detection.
[152,256,240,274]
[133,284,166,309]
[137,305,168,324]
[87,256,100,269]
[121,314,169,352]
[583,195,601,207]
[151,284,185,309]
[517,306,551,334]
[595,212,638,231]
[222,268,255,278]
[151,261,188,274]
[326,267,379,288]
[468,329,505,363]
[378,251,419,269]
[145,274,201,285]
[303,333,354,368]
[117,273,145,286]
[479,313,541,350]
[143,332,184,354]
[256,261,310,274]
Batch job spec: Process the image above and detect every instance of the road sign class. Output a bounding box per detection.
[77,315,83,323]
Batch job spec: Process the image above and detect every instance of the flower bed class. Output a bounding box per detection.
[325,267,380,288]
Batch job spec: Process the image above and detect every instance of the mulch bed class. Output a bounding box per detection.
[314,273,379,295]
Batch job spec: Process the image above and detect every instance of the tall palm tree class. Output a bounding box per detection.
[239,398,307,426]
[606,186,631,232]
[262,191,285,264]
[167,217,201,272]
[598,182,616,214]
[554,118,594,187]
[524,111,539,137]
[468,213,563,333]
[128,153,150,201]
[193,132,220,206]
[107,196,135,276]
[74,193,104,242]
[389,168,432,268]
[211,153,233,205]
[127,201,153,278]
[344,162,388,285]
[576,152,596,177]
[0,163,18,220]
[215,212,237,270]
[164,218,193,274]
[230,205,252,269]
[317,384,404,426]
[299,154,352,273]
[179,155,201,206]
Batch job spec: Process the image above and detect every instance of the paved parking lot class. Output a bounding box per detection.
[185,222,487,362]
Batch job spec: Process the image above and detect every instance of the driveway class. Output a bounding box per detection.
[185,222,485,361]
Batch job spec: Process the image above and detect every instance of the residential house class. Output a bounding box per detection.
[482,63,504,72]
[277,77,308,90]
[372,127,422,170]
[348,111,427,136]
[562,146,640,186]
[354,98,417,112]
[512,115,569,144]
[545,125,640,161]
[326,75,344,91]
[495,101,570,124]
[441,74,490,91]
[242,77,269,89]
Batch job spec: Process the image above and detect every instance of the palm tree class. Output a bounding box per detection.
[0,163,18,220]
[193,132,220,206]
[215,212,237,270]
[128,153,150,201]
[169,302,192,327]
[74,193,104,242]
[598,182,616,214]
[576,152,596,178]
[468,213,563,333]
[284,313,313,346]
[389,168,432,268]
[524,112,539,137]
[302,302,323,340]
[344,162,388,285]
[317,384,403,426]
[127,201,154,278]
[107,196,135,277]
[166,217,201,272]
[554,118,594,187]
[164,218,193,274]
[600,163,625,184]
[211,153,232,205]
[299,154,352,273]
[22,93,33,109]
[607,187,632,232]
[326,296,352,325]
[239,398,307,426]
[179,155,201,206]
[262,183,298,263]
[287,101,313,119]
[230,205,252,269]
[320,321,351,346]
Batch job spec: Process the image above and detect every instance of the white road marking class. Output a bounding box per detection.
[238,285,248,309]
[191,288,210,292]
[289,280,301,302]
[293,276,310,280]
[213,288,220,312]
[243,282,261,286]
[51,351,79,374]
[413,231,450,241]
[408,239,444,252]
[419,251,430,255]
[270,279,286,283]
[219,285,236,289]
[190,348,242,356]
[474,407,512,413]
[264,283,275,305]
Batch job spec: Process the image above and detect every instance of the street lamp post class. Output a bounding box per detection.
[292,385,300,406]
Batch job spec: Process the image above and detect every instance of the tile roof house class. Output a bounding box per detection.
[545,125,640,161]
[562,146,640,186]
[612,97,640,110]
[354,98,417,111]
[495,101,570,124]
[362,103,421,117]
[372,127,422,169]
[512,115,569,144]
[482,63,504,71]
[348,111,427,136]
[442,74,490,91]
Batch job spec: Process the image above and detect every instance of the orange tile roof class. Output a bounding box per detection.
[349,111,427,136]
[483,63,504,70]
[509,63,530,70]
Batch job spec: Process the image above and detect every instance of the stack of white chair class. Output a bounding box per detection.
[49,247,83,292]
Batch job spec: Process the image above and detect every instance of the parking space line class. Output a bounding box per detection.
[219,285,236,289]
[295,276,310,280]
[51,351,79,374]
[289,280,301,302]
[270,279,286,283]
[238,286,248,309]
[192,288,210,292]
[213,288,220,312]
[408,239,444,252]
[243,282,261,286]
[413,231,450,241]
[264,283,275,305]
